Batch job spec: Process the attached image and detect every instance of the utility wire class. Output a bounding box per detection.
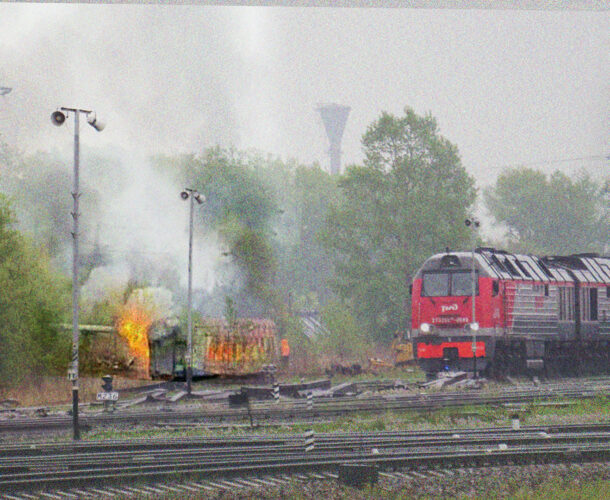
[485,154,609,172]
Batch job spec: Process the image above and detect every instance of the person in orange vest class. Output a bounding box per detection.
[280,338,290,369]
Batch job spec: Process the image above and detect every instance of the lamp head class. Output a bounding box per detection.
[465,218,480,228]
[51,110,66,127]
[86,112,105,132]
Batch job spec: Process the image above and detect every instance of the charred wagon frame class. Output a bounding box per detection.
[150,318,278,378]
[411,248,610,376]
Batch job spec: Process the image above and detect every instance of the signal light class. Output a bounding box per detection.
[101,375,113,392]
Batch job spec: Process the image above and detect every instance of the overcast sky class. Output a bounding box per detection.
[0,4,608,185]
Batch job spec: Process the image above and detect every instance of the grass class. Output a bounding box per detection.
[508,479,610,500]
[79,395,609,442]
[0,363,425,408]
[0,376,154,407]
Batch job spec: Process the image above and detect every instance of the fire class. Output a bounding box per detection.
[116,302,153,378]
[115,287,174,378]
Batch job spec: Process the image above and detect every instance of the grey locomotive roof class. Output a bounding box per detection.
[418,248,610,285]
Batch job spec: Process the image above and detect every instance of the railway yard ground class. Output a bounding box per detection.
[0,372,608,499]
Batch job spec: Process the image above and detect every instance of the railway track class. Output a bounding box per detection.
[0,424,607,497]
[0,378,607,434]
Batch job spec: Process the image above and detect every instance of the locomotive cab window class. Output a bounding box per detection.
[422,271,478,297]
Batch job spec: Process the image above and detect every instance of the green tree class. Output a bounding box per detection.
[262,161,337,308]
[321,107,476,341]
[484,167,609,255]
[153,148,280,315]
[0,142,101,261]
[0,194,69,389]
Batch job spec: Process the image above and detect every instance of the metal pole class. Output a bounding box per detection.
[471,231,477,379]
[71,111,81,440]
[186,192,194,395]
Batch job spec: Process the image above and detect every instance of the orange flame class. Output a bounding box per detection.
[116,303,152,378]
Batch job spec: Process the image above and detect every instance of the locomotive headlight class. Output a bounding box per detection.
[420,323,431,333]
[469,322,479,332]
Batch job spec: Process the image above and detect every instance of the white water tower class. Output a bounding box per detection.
[317,103,350,175]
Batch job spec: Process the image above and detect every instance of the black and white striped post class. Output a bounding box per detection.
[307,391,313,412]
[273,382,280,404]
[304,429,315,452]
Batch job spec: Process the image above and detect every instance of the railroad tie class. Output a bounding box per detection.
[321,472,339,479]
[70,488,98,498]
[39,492,69,500]
[158,484,185,493]
[87,487,118,498]
[217,479,246,489]
[189,481,217,491]
[425,469,448,477]
[251,477,282,487]
[176,482,201,492]
[116,486,145,496]
[261,476,288,485]
[137,485,167,495]
[231,478,265,488]
[409,470,429,478]
[205,480,232,490]
[104,486,134,497]
[54,491,79,499]
[308,473,328,480]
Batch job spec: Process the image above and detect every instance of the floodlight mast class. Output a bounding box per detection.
[465,217,480,378]
[181,188,204,395]
[51,106,104,440]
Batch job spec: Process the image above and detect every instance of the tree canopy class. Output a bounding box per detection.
[0,194,69,388]
[321,108,477,341]
[0,141,102,262]
[484,167,609,255]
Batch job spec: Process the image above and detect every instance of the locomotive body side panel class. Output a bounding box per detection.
[505,281,559,337]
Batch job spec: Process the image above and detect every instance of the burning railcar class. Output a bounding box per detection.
[193,319,278,375]
[149,318,278,378]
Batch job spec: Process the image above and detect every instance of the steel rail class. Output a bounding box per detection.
[0,383,607,434]
[0,435,607,493]
[1,428,607,464]
[1,434,607,478]
[1,422,608,459]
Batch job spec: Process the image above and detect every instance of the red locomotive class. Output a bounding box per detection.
[411,248,610,377]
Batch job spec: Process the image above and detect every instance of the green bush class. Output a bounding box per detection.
[315,300,372,364]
